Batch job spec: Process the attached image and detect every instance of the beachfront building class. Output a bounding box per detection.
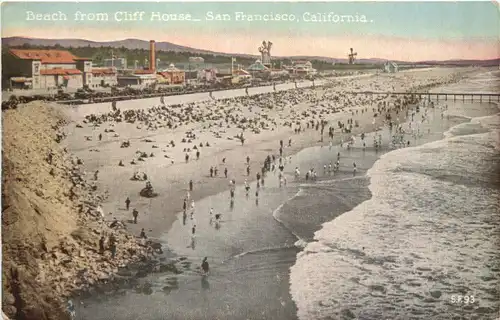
[384,61,399,73]
[290,60,317,77]
[117,69,157,87]
[198,68,218,83]
[247,60,270,79]
[232,69,251,84]
[91,68,118,88]
[158,64,185,85]
[2,48,93,90]
[232,69,252,84]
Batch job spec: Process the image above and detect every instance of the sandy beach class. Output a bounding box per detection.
[50,66,496,319]
[62,68,469,239]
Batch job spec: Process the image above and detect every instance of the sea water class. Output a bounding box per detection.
[289,71,500,320]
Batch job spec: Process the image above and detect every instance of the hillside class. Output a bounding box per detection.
[3,36,497,67]
[2,36,390,65]
[2,103,147,320]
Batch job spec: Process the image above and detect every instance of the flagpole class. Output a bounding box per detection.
[231,57,234,76]
[111,49,114,68]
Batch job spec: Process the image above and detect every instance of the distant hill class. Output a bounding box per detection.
[1,36,395,64]
[3,36,498,66]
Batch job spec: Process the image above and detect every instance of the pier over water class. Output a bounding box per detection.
[343,91,500,102]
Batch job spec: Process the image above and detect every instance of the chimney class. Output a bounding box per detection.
[149,40,156,72]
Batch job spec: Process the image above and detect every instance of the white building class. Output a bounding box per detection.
[384,61,399,73]
[91,68,118,88]
[3,49,92,90]
[198,68,218,83]
[291,60,317,76]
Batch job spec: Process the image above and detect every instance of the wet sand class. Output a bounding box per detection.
[62,68,479,319]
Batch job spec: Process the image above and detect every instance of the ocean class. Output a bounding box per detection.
[290,71,500,320]
[77,70,499,320]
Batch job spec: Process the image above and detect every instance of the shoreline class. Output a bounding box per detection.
[75,92,479,320]
[68,68,480,319]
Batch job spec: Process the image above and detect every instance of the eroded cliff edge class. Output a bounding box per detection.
[2,102,146,320]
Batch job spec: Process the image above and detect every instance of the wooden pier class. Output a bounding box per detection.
[343,91,500,102]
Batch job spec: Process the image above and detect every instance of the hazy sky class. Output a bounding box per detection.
[2,1,498,61]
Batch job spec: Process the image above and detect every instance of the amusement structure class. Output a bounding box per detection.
[348,48,357,64]
[258,41,273,68]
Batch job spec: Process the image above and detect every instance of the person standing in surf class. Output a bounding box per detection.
[201,257,210,275]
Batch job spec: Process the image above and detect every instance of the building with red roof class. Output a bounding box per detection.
[91,68,118,88]
[3,48,95,90]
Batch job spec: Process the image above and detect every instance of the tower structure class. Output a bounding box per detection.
[348,48,357,64]
[258,41,273,68]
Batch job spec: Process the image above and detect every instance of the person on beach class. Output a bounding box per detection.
[125,197,131,210]
[192,224,196,237]
[210,166,214,177]
[99,235,105,255]
[190,200,195,217]
[247,156,250,165]
[353,162,357,176]
[214,167,218,176]
[224,167,228,178]
[247,165,250,176]
[201,257,210,275]
[295,167,300,180]
[244,179,250,196]
[215,213,222,224]
[66,300,76,320]
[98,133,102,141]
[139,228,147,239]
[196,150,200,160]
[209,208,214,224]
[109,234,117,259]
[185,153,189,163]
[132,209,139,224]
[94,170,99,180]
[189,179,194,191]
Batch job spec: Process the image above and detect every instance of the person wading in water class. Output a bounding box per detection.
[201,257,210,275]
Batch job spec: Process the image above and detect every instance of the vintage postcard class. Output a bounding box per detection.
[1,1,499,320]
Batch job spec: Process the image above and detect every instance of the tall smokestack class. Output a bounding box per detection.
[149,40,156,71]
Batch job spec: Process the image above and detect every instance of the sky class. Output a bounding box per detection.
[1,1,499,61]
